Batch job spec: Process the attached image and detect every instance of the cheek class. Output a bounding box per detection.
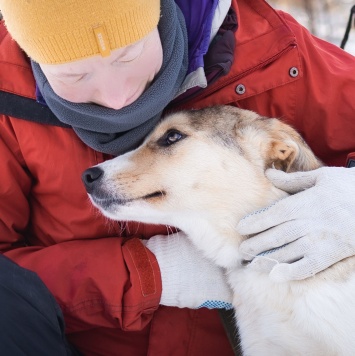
[153,46,163,74]
[47,79,91,103]
[138,43,163,78]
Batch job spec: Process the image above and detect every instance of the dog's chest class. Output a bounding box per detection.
[227,268,341,355]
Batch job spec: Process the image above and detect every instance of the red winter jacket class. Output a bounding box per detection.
[0,0,354,355]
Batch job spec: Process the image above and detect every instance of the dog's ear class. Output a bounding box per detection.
[265,119,322,173]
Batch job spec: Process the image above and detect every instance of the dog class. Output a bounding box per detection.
[82,106,355,355]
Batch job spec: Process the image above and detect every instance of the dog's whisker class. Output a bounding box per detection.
[135,221,141,235]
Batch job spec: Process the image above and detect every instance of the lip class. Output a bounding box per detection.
[90,196,123,209]
[90,190,166,208]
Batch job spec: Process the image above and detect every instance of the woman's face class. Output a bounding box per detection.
[39,28,163,110]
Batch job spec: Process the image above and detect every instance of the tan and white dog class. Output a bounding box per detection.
[82,106,355,355]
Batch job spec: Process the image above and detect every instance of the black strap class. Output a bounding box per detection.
[340,5,355,49]
[218,309,242,355]
[0,90,71,128]
[347,159,355,168]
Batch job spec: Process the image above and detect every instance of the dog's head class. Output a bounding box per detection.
[82,106,321,265]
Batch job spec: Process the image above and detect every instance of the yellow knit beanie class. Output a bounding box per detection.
[0,0,160,64]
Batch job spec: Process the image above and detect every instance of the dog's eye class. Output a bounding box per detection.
[157,130,186,147]
[167,131,182,144]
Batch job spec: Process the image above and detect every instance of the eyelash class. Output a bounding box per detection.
[61,74,86,84]
[114,44,144,63]
[119,55,139,63]
[73,74,86,82]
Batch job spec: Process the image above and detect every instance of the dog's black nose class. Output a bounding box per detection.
[82,167,104,193]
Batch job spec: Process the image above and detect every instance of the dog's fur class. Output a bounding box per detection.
[84,106,355,355]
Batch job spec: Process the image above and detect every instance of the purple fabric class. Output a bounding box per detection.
[35,84,47,105]
[175,0,219,74]
[169,6,237,107]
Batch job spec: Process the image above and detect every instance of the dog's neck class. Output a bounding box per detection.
[177,178,288,269]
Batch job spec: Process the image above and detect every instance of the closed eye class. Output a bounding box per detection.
[114,51,142,63]
[157,129,187,147]
[55,73,88,85]
[113,42,144,64]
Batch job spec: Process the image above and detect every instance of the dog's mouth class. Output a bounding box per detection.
[90,190,166,209]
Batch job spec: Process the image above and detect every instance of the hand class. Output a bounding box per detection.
[143,233,233,309]
[237,167,355,282]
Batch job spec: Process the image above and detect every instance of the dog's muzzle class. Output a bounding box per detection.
[82,167,128,210]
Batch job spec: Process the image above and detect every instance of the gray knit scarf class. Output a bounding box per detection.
[31,0,188,155]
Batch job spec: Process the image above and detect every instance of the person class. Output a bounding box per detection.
[0,0,354,355]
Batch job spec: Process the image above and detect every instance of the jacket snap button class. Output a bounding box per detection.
[235,84,246,95]
[289,67,299,77]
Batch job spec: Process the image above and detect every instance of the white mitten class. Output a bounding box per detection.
[237,167,355,282]
[144,233,233,309]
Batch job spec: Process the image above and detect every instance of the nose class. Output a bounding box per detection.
[96,95,127,110]
[82,167,104,193]
[93,83,129,110]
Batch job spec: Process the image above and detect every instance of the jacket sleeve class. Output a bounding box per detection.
[0,114,162,333]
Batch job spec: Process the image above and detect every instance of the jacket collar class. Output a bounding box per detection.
[181,0,301,106]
